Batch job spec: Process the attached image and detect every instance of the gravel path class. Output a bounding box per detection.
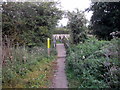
[51,43,68,88]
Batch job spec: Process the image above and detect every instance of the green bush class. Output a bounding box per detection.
[66,37,120,88]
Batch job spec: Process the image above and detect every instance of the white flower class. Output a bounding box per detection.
[82,56,85,59]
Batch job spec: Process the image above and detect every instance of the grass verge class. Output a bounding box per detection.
[3,56,57,88]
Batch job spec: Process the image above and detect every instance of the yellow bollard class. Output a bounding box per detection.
[47,38,50,55]
[47,38,50,48]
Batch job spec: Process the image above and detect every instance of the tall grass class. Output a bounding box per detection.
[2,36,56,88]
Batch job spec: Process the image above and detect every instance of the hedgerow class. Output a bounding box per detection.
[66,37,120,88]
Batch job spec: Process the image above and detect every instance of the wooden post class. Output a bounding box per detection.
[47,38,50,56]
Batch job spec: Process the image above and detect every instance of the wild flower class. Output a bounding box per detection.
[9,56,13,60]
[82,56,85,59]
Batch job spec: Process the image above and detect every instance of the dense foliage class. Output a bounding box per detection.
[67,9,87,44]
[2,2,60,88]
[90,2,120,40]
[66,37,120,88]
[2,2,62,46]
[2,44,57,88]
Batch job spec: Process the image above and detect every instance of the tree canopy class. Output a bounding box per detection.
[90,2,120,40]
[2,2,63,46]
[67,9,87,44]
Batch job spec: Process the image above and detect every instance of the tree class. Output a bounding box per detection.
[67,9,87,44]
[2,2,63,46]
[90,2,120,40]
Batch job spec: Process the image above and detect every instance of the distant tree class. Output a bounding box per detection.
[2,2,63,46]
[89,2,120,40]
[67,9,87,44]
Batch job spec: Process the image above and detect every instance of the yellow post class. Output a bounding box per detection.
[47,38,50,48]
[47,38,50,55]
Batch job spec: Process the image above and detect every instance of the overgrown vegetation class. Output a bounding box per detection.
[65,2,120,88]
[2,38,57,88]
[67,9,87,44]
[2,2,60,88]
[3,56,56,88]
[66,37,120,88]
[2,2,62,47]
[2,1,120,89]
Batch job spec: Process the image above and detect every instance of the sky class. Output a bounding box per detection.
[55,0,93,26]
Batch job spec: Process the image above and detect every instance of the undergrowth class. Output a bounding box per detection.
[2,42,57,88]
[66,37,120,88]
